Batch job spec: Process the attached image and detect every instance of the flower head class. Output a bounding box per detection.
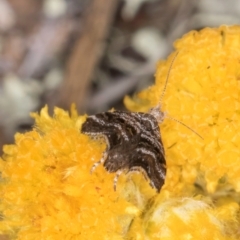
[125,25,240,196]
[0,106,138,239]
[124,25,240,239]
[127,197,239,240]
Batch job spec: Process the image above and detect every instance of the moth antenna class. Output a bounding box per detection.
[159,51,179,104]
[165,115,203,140]
[150,52,179,122]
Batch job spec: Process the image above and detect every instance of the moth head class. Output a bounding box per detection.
[149,105,165,123]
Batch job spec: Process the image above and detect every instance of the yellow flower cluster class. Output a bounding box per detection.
[128,197,238,240]
[1,25,240,239]
[0,106,138,239]
[125,25,240,239]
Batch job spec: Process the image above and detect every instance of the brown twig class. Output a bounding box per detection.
[57,0,119,111]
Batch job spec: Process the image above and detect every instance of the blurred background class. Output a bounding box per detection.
[0,0,240,154]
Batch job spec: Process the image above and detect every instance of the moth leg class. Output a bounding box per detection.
[113,170,123,191]
[90,152,108,174]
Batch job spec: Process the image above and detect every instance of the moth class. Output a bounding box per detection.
[82,52,201,192]
[82,108,166,192]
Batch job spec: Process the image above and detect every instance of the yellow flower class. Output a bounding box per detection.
[125,25,240,196]
[127,197,238,240]
[0,106,138,239]
[124,25,240,239]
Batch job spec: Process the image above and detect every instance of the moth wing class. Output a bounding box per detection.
[127,142,166,192]
[103,135,140,172]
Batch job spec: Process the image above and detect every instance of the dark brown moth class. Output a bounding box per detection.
[81,108,166,192]
[81,52,202,192]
